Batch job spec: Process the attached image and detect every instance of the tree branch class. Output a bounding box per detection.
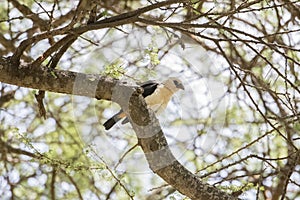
[0,57,133,100]
[10,0,186,64]
[0,56,239,199]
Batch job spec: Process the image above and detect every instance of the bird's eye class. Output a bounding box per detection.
[173,80,178,85]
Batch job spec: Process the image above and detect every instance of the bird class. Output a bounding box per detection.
[103,77,185,130]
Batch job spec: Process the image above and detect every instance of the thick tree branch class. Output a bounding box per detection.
[0,56,239,199]
[0,57,133,101]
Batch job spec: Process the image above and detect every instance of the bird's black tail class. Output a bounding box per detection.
[103,111,124,130]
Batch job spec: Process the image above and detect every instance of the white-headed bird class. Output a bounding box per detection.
[103,77,184,130]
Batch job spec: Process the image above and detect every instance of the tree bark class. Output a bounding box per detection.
[0,57,134,101]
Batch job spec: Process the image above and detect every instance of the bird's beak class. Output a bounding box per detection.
[177,83,185,90]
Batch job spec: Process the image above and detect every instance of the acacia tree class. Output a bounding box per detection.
[0,0,299,199]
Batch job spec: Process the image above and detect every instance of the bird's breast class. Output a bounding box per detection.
[144,86,173,114]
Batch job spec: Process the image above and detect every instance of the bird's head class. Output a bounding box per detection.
[163,77,185,93]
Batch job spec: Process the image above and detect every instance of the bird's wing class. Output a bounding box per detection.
[140,79,179,115]
[140,80,159,97]
[144,84,172,114]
